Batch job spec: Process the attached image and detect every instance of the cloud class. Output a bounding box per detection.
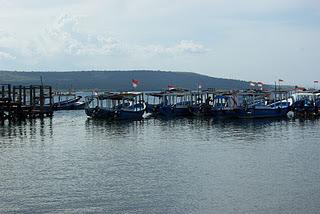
[1,13,209,61]
[43,14,122,56]
[0,51,16,60]
[142,40,208,56]
[0,1,319,85]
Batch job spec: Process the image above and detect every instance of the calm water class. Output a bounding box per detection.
[1,111,320,214]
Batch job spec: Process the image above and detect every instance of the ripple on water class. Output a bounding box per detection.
[1,111,320,213]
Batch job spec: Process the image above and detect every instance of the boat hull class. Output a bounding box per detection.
[85,108,115,119]
[116,109,144,120]
[237,107,289,119]
[54,96,85,110]
[158,106,191,117]
[56,102,86,110]
[86,108,145,120]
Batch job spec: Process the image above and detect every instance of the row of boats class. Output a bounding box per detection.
[81,88,320,121]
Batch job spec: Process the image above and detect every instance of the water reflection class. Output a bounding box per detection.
[0,117,53,146]
[1,111,320,213]
[85,118,145,138]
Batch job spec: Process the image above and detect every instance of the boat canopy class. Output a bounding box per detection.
[95,92,143,100]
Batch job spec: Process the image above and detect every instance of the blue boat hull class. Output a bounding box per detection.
[86,108,144,120]
[116,110,144,120]
[146,104,159,115]
[211,109,239,119]
[56,102,86,110]
[237,107,289,119]
[54,97,84,110]
[158,106,191,117]
[85,108,115,119]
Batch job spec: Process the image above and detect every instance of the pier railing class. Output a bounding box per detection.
[0,84,54,121]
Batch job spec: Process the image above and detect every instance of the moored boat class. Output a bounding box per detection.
[85,92,146,120]
[53,92,86,110]
[146,88,192,118]
[236,90,290,119]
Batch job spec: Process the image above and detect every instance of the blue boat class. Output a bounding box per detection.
[146,89,193,118]
[237,101,290,119]
[54,96,86,110]
[52,92,88,110]
[236,90,291,119]
[85,92,146,120]
[291,91,320,117]
[189,90,240,119]
[210,94,239,118]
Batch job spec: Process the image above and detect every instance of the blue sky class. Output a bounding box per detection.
[0,0,319,86]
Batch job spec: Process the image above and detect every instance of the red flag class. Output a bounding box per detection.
[131,79,139,88]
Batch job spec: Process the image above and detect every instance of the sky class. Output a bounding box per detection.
[0,0,320,86]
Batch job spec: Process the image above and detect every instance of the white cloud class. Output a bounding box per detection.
[1,13,209,62]
[44,14,122,56]
[0,51,16,60]
[142,40,208,56]
[0,1,319,85]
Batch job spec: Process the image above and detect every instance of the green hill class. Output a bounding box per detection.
[0,70,249,91]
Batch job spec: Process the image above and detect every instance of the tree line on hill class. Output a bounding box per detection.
[0,70,250,91]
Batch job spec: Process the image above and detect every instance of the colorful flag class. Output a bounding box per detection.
[131,79,139,88]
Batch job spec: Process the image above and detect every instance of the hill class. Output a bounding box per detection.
[0,70,249,91]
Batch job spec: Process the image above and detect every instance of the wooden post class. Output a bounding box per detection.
[23,86,26,105]
[33,86,36,105]
[40,85,44,117]
[12,86,16,102]
[18,85,22,104]
[49,86,52,106]
[29,85,33,106]
[1,85,4,98]
[8,84,11,101]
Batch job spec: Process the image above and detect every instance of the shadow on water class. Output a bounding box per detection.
[85,118,146,138]
[0,117,53,145]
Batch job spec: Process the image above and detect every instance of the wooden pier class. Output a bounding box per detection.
[0,84,54,121]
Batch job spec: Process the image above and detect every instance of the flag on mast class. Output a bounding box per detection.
[131,79,139,88]
[314,80,319,83]
[278,79,284,82]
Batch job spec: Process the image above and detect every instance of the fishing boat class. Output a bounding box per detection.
[211,94,239,118]
[189,90,246,119]
[236,90,290,119]
[188,90,213,116]
[85,92,146,120]
[146,88,192,117]
[53,92,86,110]
[291,91,320,117]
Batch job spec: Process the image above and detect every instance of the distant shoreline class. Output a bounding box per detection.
[0,70,270,91]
